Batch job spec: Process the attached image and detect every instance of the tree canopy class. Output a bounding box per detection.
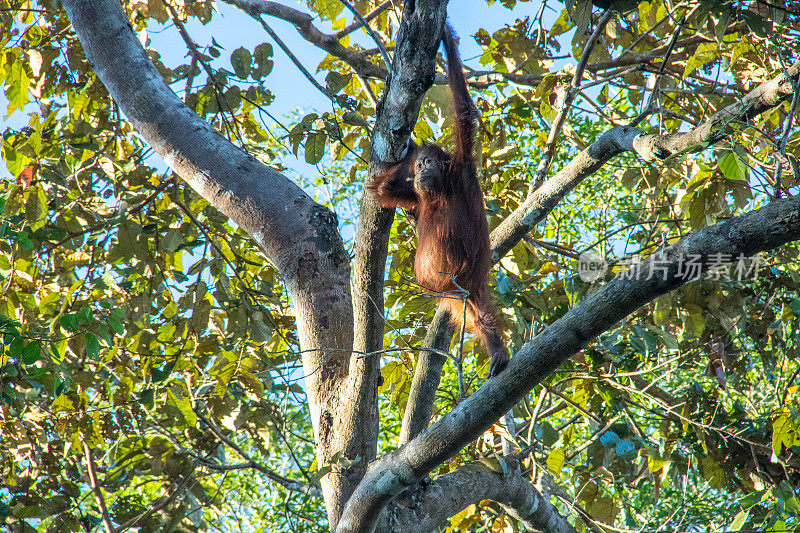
[1,1,800,532]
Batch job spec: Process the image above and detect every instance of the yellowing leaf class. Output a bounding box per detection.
[684,42,719,77]
[538,262,560,275]
[316,0,343,21]
[730,510,748,531]
[772,408,797,456]
[491,513,513,533]
[589,495,618,526]
[448,504,478,532]
[547,447,565,472]
[648,450,667,473]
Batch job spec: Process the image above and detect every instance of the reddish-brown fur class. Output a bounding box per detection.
[368,25,509,377]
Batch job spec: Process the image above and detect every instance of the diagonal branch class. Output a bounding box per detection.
[251,14,335,99]
[337,0,392,70]
[398,29,800,452]
[338,191,800,533]
[221,0,387,79]
[490,60,800,262]
[82,443,114,533]
[197,411,322,496]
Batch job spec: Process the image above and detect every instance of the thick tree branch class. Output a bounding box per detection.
[399,307,453,444]
[338,193,800,532]
[634,61,800,161]
[384,462,577,533]
[61,0,353,527]
[315,0,450,528]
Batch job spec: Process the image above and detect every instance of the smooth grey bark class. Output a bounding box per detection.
[398,307,453,444]
[337,193,800,533]
[60,0,354,526]
[338,0,450,525]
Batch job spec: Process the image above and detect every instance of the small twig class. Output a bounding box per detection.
[183,53,198,103]
[252,15,335,100]
[355,71,378,108]
[502,411,518,456]
[335,0,392,39]
[774,61,799,198]
[113,464,197,532]
[533,0,547,49]
[196,411,321,495]
[524,235,580,260]
[527,386,548,445]
[565,415,622,461]
[533,9,614,185]
[45,176,176,253]
[337,0,391,70]
[82,443,114,533]
[457,294,468,401]
[630,15,685,127]
[163,0,238,140]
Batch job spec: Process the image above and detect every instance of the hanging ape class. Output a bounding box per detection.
[369,25,510,377]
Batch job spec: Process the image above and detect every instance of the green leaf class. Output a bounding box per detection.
[162,228,183,252]
[305,132,327,164]
[5,53,30,112]
[166,384,197,427]
[231,47,252,79]
[108,314,125,336]
[59,314,79,333]
[85,333,100,360]
[739,490,767,510]
[719,151,747,181]
[209,351,237,397]
[535,421,559,447]
[25,184,48,231]
[342,111,369,129]
[21,341,41,365]
[251,43,274,80]
[325,71,351,94]
[714,9,734,42]
[151,359,176,383]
